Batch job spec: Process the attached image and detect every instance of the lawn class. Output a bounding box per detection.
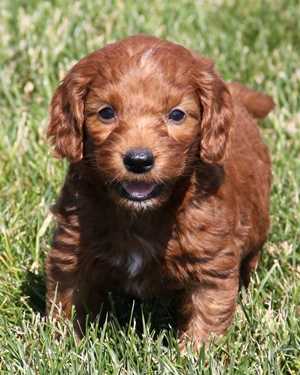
[0,0,299,373]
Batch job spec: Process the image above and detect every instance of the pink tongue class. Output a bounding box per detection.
[123,181,155,197]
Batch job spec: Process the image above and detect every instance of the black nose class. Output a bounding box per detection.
[123,148,154,174]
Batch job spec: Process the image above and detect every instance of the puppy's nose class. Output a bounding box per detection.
[123,148,154,174]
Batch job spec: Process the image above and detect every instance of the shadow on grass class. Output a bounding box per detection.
[105,292,178,336]
[20,270,177,338]
[21,270,47,315]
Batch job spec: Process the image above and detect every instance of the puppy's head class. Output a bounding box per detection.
[48,35,233,210]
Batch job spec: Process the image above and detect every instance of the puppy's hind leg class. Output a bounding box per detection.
[177,272,239,351]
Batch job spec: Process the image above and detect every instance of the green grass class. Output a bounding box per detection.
[0,0,299,373]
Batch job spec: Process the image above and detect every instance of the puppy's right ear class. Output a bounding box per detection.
[47,69,91,162]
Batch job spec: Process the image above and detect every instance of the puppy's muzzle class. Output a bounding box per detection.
[123,148,154,174]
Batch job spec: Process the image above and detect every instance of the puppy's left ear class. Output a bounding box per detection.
[193,57,233,163]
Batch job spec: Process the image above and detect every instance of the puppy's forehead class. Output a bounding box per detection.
[88,40,196,110]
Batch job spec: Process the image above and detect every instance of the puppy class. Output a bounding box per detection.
[46,35,274,348]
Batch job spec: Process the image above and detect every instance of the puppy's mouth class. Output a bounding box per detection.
[117,181,162,201]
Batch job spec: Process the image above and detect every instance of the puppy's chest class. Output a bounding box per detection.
[89,215,209,296]
[110,249,148,279]
[95,229,176,297]
[110,232,165,279]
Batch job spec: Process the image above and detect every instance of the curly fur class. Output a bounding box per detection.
[46,35,274,348]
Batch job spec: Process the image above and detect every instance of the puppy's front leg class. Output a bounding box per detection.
[177,273,239,350]
[71,281,109,337]
[46,247,109,336]
[46,246,78,321]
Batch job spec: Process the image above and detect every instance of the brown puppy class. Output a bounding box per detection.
[46,35,274,348]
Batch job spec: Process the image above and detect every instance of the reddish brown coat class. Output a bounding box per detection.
[46,35,274,348]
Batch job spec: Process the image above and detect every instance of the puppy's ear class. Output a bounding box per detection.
[47,68,91,162]
[193,57,233,163]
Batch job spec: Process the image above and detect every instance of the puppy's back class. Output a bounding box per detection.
[228,82,275,119]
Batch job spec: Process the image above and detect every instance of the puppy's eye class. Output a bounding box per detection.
[168,109,186,124]
[98,106,116,123]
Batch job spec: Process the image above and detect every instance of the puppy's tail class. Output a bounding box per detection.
[228,82,275,119]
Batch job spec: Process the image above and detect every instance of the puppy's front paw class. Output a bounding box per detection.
[178,329,209,353]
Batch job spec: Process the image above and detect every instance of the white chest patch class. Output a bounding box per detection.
[109,250,146,279]
[127,252,144,278]
[109,234,157,282]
